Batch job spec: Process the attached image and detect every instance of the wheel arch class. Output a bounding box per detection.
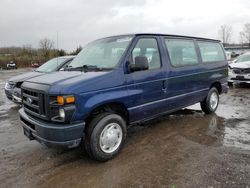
[84,102,129,126]
[210,82,222,94]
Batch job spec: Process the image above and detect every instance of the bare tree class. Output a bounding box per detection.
[218,25,232,45]
[239,23,250,46]
[39,38,54,59]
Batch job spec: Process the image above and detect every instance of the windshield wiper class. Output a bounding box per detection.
[67,65,109,72]
[81,65,102,72]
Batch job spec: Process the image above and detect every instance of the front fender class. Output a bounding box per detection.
[73,87,129,121]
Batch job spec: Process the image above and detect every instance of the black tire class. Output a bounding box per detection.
[200,87,219,114]
[84,112,127,162]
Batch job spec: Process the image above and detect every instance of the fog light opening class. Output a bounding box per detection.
[59,108,65,120]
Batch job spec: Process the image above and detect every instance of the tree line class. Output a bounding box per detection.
[0,38,82,68]
[218,23,250,46]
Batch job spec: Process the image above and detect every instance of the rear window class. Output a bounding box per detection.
[197,41,225,62]
[165,39,198,67]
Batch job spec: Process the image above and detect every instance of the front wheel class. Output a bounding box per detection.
[200,87,219,114]
[84,112,127,162]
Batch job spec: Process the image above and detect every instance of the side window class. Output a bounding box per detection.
[131,38,161,69]
[198,41,225,62]
[165,39,198,67]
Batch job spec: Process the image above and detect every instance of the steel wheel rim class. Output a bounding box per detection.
[99,123,123,153]
[210,92,218,110]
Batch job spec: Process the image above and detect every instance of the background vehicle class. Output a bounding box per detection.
[6,61,17,69]
[228,52,250,84]
[31,62,40,68]
[19,34,228,161]
[4,56,75,104]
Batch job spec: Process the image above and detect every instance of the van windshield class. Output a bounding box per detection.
[68,36,132,70]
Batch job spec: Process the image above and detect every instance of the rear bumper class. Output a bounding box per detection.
[19,108,85,148]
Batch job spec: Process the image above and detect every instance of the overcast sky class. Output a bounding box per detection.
[0,0,250,51]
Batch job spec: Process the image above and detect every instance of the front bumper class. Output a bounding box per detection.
[228,74,250,84]
[19,108,85,148]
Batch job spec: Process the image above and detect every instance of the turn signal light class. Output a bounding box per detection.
[57,96,75,105]
[57,96,64,105]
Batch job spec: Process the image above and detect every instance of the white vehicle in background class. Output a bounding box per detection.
[228,52,250,84]
[6,61,17,69]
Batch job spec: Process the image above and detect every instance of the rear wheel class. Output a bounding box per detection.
[200,87,219,114]
[84,112,127,162]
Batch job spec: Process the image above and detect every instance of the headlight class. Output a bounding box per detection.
[5,82,11,90]
[59,108,65,120]
[50,95,76,123]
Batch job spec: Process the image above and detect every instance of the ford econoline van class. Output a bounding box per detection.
[19,34,228,161]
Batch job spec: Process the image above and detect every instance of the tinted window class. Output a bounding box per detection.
[165,39,198,67]
[132,38,161,69]
[198,41,225,62]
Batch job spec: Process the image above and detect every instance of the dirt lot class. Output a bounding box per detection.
[0,69,250,188]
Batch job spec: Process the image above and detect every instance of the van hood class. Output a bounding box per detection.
[230,61,250,69]
[24,70,122,94]
[26,71,108,85]
[9,71,44,83]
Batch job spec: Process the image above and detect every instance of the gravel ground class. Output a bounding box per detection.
[0,69,250,188]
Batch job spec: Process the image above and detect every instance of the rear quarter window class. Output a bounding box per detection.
[197,41,225,63]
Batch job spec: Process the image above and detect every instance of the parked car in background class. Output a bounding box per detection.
[6,61,17,69]
[31,62,40,68]
[5,56,75,104]
[19,34,228,161]
[228,52,250,84]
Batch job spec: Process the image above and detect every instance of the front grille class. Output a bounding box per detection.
[232,68,250,74]
[22,88,47,120]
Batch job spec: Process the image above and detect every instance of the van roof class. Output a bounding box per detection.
[108,33,220,42]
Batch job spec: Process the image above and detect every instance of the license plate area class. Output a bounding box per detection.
[236,76,245,80]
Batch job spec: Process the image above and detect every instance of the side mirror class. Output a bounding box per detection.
[62,65,71,71]
[129,56,149,72]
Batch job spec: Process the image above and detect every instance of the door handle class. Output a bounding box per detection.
[162,80,167,93]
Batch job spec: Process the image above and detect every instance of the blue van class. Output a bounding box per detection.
[19,34,228,161]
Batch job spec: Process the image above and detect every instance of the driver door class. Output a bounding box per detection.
[125,37,167,123]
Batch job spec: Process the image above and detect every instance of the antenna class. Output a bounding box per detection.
[57,31,59,51]
[57,31,59,65]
